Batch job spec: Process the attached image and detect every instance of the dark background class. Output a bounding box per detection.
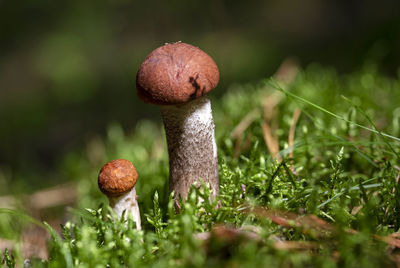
[0,0,399,193]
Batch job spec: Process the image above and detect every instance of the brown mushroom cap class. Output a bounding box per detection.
[136,42,219,105]
[98,159,138,197]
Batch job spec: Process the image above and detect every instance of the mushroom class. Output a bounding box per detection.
[136,42,220,207]
[98,159,141,230]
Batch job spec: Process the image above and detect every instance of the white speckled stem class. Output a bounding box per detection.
[161,96,219,207]
[108,187,141,230]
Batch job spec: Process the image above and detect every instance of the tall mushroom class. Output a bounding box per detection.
[136,42,219,207]
[98,159,141,230]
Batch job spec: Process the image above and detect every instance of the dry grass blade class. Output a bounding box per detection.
[273,240,319,250]
[260,58,299,161]
[231,58,299,160]
[0,226,51,260]
[195,224,319,252]
[246,206,400,251]
[0,239,15,251]
[195,225,261,242]
[375,233,400,248]
[288,108,301,159]
[231,109,260,158]
[0,196,16,209]
[262,93,281,161]
[262,121,280,161]
[28,184,77,210]
[21,226,49,260]
[0,184,77,211]
[0,185,73,260]
[212,225,261,242]
[390,233,400,239]
[351,205,363,215]
[273,57,299,85]
[231,109,260,140]
[247,206,335,237]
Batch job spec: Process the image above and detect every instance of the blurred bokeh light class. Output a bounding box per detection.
[0,0,399,193]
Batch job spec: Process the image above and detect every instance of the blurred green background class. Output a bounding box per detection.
[0,0,399,194]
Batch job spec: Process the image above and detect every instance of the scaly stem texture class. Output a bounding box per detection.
[162,96,219,205]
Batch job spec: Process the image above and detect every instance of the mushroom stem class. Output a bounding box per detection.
[108,187,141,230]
[161,96,219,206]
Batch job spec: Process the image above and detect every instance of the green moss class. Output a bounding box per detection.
[2,64,400,267]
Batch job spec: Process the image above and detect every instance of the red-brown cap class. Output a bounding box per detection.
[98,159,138,197]
[136,42,219,105]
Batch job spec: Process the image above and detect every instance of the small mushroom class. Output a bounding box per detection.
[136,42,220,207]
[98,159,141,230]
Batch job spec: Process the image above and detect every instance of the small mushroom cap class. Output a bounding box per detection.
[98,159,138,197]
[136,42,219,105]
